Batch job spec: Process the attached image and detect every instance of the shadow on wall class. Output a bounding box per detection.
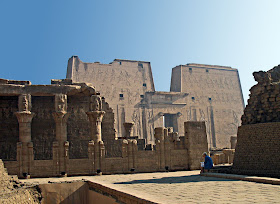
[114,174,237,185]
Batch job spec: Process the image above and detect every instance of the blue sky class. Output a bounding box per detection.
[1,1,280,103]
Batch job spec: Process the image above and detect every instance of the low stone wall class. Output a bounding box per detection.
[233,122,280,177]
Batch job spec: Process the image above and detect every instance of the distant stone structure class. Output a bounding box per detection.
[233,65,280,177]
[66,56,244,148]
[0,78,208,178]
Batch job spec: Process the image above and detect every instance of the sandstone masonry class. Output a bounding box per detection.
[233,65,280,177]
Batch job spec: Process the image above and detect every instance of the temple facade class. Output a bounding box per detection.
[66,56,244,148]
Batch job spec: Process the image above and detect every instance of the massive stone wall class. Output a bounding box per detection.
[233,65,280,177]
[67,57,244,149]
[171,64,244,148]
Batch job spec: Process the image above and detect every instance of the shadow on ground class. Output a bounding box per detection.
[114,175,237,185]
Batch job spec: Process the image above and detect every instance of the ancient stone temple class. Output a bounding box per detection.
[233,65,280,177]
[66,56,244,148]
[0,78,208,178]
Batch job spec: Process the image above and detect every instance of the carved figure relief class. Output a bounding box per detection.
[19,94,31,112]
[145,110,154,141]
[90,95,102,111]
[55,94,67,112]
[132,109,141,136]
[199,109,206,121]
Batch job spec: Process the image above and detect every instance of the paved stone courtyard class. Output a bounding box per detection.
[21,170,280,204]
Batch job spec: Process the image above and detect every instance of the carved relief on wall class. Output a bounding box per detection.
[132,109,141,137]
[31,96,55,160]
[82,67,146,106]
[0,96,18,160]
[147,109,154,141]
[67,95,90,159]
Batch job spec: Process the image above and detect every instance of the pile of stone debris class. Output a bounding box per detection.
[0,160,41,203]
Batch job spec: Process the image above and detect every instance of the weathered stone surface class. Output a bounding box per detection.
[233,65,280,177]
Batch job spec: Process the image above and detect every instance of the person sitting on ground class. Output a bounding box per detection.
[201,152,213,173]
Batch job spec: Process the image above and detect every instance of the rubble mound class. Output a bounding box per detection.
[0,160,41,204]
[242,65,280,125]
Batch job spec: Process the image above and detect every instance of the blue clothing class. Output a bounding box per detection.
[204,155,213,169]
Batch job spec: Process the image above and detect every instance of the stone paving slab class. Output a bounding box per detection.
[20,171,280,204]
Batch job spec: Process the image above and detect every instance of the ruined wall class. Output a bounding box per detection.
[233,65,280,177]
[171,64,244,148]
[0,79,117,177]
[1,78,208,178]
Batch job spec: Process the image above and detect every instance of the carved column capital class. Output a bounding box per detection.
[15,111,35,123]
[86,111,105,122]
[123,122,134,138]
[52,112,69,123]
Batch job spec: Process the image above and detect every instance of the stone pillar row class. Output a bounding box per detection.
[15,94,106,178]
[154,127,179,171]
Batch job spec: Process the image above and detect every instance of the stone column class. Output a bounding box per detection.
[122,139,137,172]
[52,94,69,176]
[15,94,35,178]
[122,140,129,172]
[154,127,165,171]
[164,129,171,171]
[87,95,105,174]
[123,122,134,138]
[88,140,95,174]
